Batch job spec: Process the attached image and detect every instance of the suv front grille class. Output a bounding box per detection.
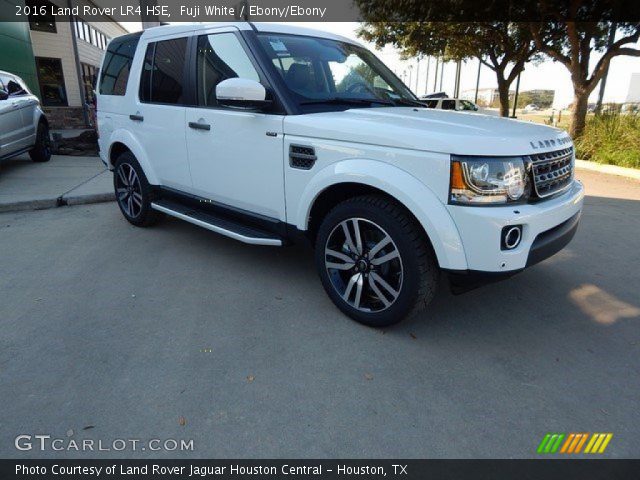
[527,147,574,198]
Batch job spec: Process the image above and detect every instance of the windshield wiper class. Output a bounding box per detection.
[300,97,394,106]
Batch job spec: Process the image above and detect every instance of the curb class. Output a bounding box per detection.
[576,159,640,181]
[0,193,114,214]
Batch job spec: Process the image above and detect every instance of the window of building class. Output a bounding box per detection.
[81,63,97,104]
[27,0,57,33]
[99,34,140,96]
[35,57,67,106]
[196,33,260,107]
[74,19,109,50]
[139,37,188,105]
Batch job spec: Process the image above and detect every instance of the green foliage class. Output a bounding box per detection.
[574,112,640,169]
[516,90,554,108]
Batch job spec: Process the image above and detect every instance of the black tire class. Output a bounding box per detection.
[29,121,52,162]
[113,152,162,227]
[315,195,438,327]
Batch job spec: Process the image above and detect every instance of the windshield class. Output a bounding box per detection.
[256,33,419,112]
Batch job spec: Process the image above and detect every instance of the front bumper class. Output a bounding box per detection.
[446,179,584,273]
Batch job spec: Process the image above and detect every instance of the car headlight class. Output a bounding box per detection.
[450,155,530,205]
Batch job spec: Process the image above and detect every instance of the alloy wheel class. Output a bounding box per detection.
[324,218,403,312]
[115,163,143,218]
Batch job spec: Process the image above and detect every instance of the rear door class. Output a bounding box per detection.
[135,36,192,189]
[184,29,285,221]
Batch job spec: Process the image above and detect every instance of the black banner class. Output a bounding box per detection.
[2,0,640,22]
[2,459,640,480]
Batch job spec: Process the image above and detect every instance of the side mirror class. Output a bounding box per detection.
[216,78,272,110]
[0,89,8,101]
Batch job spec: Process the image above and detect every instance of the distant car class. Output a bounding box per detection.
[523,104,539,113]
[0,70,51,163]
[420,97,497,115]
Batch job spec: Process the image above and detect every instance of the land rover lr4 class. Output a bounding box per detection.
[97,23,584,327]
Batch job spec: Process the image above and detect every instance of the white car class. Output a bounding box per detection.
[420,97,497,115]
[97,24,583,327]
[0,70,51,163]
[524,104,540,113]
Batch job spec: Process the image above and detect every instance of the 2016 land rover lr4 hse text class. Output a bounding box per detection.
[97,23,584,327]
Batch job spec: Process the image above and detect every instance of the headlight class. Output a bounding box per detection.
[450,155,530,205]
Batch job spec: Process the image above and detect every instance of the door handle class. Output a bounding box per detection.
[188,121,211,131]
[129,114,144,122]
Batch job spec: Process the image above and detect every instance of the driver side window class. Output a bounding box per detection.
[196,33,259,107]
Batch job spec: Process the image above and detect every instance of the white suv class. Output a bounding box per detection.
[0,70,51,163]
[97,24,584,327]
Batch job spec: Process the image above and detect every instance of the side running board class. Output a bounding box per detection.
[151,199,283,246]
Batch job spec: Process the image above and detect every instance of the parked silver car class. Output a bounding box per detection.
[0,70,51,163]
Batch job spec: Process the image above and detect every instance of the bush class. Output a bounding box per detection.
[574,112,640,169]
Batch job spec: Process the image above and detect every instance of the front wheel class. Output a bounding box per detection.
[29,122,52,162]
[315,195,438,327]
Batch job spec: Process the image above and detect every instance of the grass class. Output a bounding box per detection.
[574,112,640,169]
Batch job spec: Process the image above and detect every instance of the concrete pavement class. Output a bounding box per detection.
[0,154,112,213]
[0,170,638,459]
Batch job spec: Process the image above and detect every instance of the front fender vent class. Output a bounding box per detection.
[289,145,316,170]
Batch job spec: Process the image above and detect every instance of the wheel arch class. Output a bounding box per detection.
[296,159,468,271]
[107,130,159,185]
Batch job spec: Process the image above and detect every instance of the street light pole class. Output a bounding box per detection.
[433,57,439,92]
[424,57,431,95]
[512,72,521,118]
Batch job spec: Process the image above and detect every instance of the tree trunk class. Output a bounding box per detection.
[570,89,589,138]
[497,80,510,117]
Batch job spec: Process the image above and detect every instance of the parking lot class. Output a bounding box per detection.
[1,168,639,459]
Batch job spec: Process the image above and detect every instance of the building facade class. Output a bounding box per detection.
[0,0,128,128]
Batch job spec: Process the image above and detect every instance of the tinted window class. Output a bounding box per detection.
[35,57,67,106]
[441,100,456,110]
[196,33,259,107]
[99,34,140,96]
[4,76,29,96]
[423,99,438,108]
[139,38,187,105]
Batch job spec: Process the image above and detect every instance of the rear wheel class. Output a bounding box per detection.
[29,122,52,162]
[113,152,162,227]
[315,195,438,327]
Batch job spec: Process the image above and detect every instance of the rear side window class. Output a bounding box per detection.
[441,99,456,110]
[99,34,140,95]
[139,37,188,105]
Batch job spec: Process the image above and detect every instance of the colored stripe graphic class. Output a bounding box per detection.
[541,433,613,454]
[585,433,613,454]
[537,433,565,453]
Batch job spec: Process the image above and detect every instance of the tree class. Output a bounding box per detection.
[529,17,640,137]
[357,20,539,117]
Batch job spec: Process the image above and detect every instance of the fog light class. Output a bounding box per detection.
[501,225,522,250]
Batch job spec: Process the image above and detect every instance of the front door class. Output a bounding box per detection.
[185,30,285,222]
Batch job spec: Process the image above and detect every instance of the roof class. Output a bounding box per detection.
[140,22,361,46]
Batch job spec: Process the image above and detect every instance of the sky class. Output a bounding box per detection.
[122,21,640,108]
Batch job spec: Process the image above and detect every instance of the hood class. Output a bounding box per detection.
[283,107,572,156]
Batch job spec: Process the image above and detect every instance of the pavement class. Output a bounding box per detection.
[0,169,639,459]
[0,154,112,213]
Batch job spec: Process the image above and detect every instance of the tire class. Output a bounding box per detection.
[315,194,438,327]
[113,152,162,227]
[29,121,52,162]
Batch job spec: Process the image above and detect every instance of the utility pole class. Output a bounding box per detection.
[433,57,439,92]
[415,57,421,93]
[454,60,462,97]
[596,22,617,114]
[474,58,481,103]
[439,61,444,92]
